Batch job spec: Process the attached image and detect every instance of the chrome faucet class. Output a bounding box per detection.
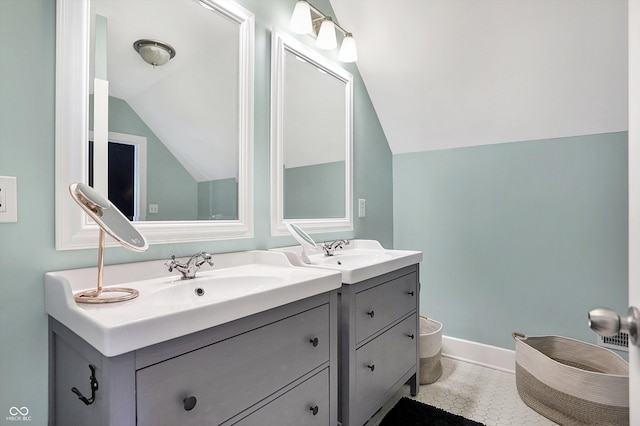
[321,239,349,256]
[165,252,214,279]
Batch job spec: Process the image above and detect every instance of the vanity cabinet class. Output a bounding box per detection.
[49,291,338,426]
[339,264,420,426]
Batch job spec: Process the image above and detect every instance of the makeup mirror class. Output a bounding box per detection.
[70,183,148,252]
[270,29,353,236]
[285,222,317,264]
[69,183,148,303]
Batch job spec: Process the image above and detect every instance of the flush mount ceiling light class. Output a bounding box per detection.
[133,39,176,67]
[289,1,358,62]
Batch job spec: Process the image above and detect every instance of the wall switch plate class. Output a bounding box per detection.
[149,204,159,214]
[0,176,18,223]
[358,198,366,218]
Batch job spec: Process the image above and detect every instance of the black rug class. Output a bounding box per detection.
[379,397,486,426]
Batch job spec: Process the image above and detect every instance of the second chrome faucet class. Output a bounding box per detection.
[321,239,350,256]
[165,252,214,279]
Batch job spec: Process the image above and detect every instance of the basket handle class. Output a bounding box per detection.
[512,332,526,340]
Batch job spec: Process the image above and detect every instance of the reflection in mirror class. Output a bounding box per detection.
[55,0,254,249]
[89,0,239,222]
[283,50,346,219]
[271,29,353,236]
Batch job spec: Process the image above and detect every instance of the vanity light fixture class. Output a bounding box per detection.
[133,39,176,67]
[316,16,337,50]
[289,0,358,62]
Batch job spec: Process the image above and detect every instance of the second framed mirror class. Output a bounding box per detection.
[270,29,353,236]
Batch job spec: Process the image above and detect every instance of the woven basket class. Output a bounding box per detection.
[419,316,442,384]
[513,333,629,426]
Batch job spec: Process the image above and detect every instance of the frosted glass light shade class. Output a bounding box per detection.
[133,39,176,67]
[338,34,358,62]
[290,1,312,34]
[138,45,171,66]
[316,18,337,50]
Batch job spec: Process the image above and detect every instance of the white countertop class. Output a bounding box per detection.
[45,250,342,357]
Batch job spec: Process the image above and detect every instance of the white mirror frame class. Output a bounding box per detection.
[55,0,254,250]
[270,29,353,236]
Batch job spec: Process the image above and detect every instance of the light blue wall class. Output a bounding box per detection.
[0,0,393,423]
[284,161,345,219]
[394,133,628,350]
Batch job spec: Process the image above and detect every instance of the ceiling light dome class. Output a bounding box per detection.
[133,39,176,67]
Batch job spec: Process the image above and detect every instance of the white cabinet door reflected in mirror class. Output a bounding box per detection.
[55,0,255,250]
[271,29,353,236]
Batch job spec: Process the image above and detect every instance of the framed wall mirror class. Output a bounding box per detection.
[55,0,254,250]
[270,29,353,235]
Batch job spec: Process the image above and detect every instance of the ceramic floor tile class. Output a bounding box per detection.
[367,357,557,426]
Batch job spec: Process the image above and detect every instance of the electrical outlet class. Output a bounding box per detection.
[358,198,366,218]
[149,204,159,214]
[0,176,18,223]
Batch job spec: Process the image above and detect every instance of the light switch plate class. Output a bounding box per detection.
[0,176,18,223]
[358,198,366,218]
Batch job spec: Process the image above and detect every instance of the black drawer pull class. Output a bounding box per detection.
[407,333,415,340]
[310,337,319,347]
[183,396,197,411]
[310,405,319,416]
[367,364,375,371]
[367,310,375,318]
[407,291,415,296]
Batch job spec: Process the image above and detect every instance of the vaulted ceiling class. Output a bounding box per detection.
[329,0,628,154]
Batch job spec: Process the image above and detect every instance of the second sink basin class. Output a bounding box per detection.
[273,240,422,284]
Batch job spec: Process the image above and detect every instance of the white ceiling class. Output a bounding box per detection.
[329,0,628,154]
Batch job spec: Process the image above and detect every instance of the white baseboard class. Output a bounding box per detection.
[441,335,515,374]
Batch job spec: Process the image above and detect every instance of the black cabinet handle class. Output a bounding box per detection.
[367,364,375,371]
[367,310,375,318]
[309,337,319,347]
[407,291,415,296]
[310,405,319,416]
[183,396,197,411]
[407,333,415,340]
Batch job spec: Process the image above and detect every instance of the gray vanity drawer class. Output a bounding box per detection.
[354,314,417,412]
[233,368,329,426]
[136,304,330,426]
[355,272,417,343]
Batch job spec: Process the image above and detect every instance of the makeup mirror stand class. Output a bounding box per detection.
[73,229,140,304]
[70,183,147,304]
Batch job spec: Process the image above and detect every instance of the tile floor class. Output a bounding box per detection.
[368,357,557,426]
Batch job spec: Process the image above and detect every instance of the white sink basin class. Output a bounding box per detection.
[273,240,422,284]
[45,251,341,356]
[144,274,284,306]
[311,252,393,267]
